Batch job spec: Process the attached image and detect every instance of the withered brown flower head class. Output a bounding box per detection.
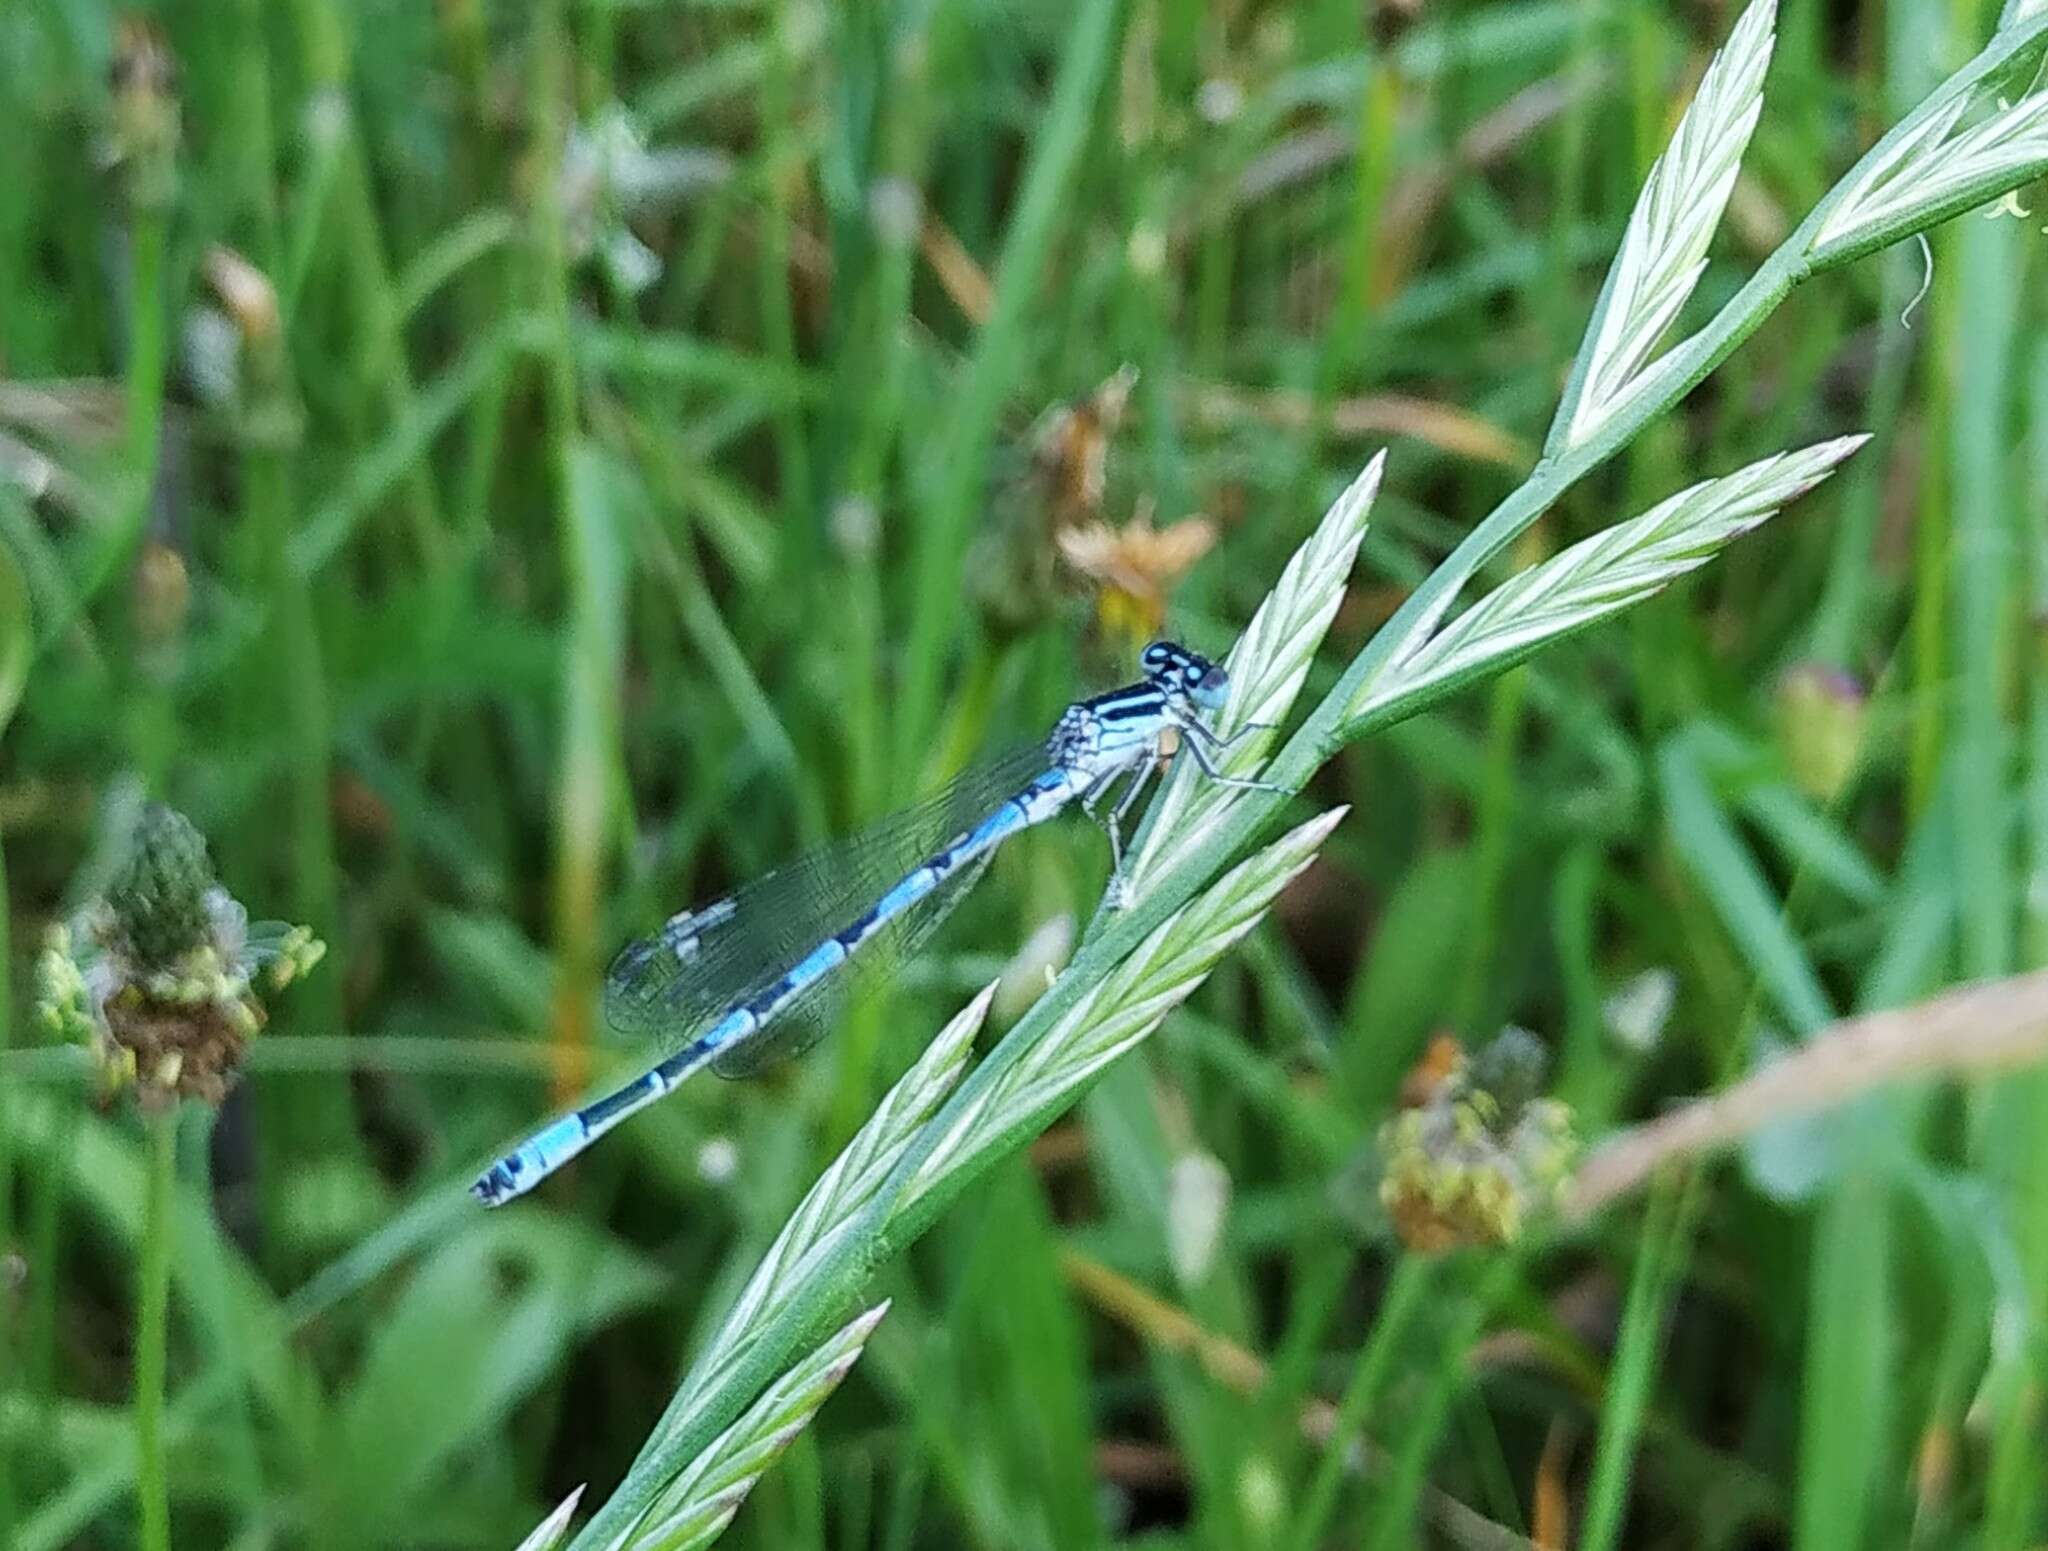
[1056,503,1218,643]
[1031,365,1139,530]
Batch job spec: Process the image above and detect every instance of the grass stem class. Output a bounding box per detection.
[134,1108,176,1551]
[1285,1254,1431,1551]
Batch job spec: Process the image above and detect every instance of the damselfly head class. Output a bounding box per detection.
[1141,639,1229,712]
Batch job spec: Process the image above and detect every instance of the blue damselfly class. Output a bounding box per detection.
[474,640,1272,1205]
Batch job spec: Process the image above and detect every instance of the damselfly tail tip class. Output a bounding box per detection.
[471,1155,526,1208]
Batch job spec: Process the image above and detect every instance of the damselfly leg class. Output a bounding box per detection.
[1177,717,1287,793]
[1083,755,1164,908]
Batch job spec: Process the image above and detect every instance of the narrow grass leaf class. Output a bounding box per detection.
[1659,729,1834,1037]
[1128,456,1382,898]
[1353,438,1866,726]
[334,1215,665,1541]
[573,324,820,401]
[1950,215,2024,982]
[1740,786,1886,907]
[393,208,518,324]
[290,317,540,575]
[1576,1183,1698,1551]
[0,492,87,656]
[636,38,777,131]
[1555,0,1777,451]
[1793,1178,1893,1551]
[0,530,28,735]
[668,987,992,1423]
[908,809,1346,1207]
[616,1303,891,1551]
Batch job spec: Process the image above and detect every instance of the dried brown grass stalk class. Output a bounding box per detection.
[1565,969,2048,1219]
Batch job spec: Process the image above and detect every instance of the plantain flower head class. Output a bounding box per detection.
[36,803,324,1109]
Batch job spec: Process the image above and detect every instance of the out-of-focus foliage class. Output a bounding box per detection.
[1,2,2044,1549]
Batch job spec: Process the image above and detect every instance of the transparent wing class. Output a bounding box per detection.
[709,848,996,1078]
[603,742,1052,1062]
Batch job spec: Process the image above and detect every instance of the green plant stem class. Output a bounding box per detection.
[531,0,615,1113]
[1947,212,2020,979]
[126,219,169,517]
[55,206,170,650]
[228,0,354,1182]
[1910,240,1954,822]
[757,26,811,541]
[22,1098,70,1487]
[289,0,448,572]
[0,831,12,1546]
[122,213,168,539]
[1577,1175,1702,1551]
[135,1108,176,1551]
[573,18,2048,1543]
[1285,1255,1431,1551]
[250,430,354,1154]
[1806,252,1919,662]
[1456,666,1529,1032]
[1362,1255,1521,1551]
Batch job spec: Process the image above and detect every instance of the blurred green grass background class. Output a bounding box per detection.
[2,0,2045,1547]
